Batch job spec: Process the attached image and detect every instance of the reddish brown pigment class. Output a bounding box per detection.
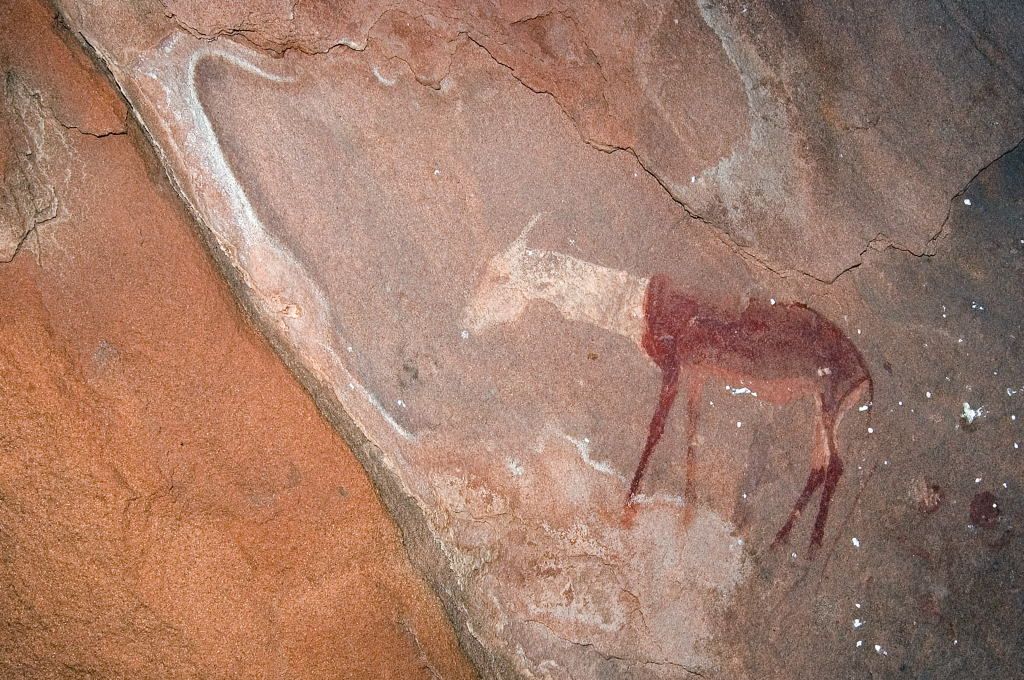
[628,273,873,552]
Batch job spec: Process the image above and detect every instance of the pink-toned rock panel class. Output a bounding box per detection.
[30,0,1024,677]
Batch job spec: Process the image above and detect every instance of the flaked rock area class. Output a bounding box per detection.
[5,0,1024,677]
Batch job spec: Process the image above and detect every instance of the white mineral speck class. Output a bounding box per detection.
[975,477,982,483]
[737,421,743,428]
[867,427,874,434]
[770,298,776,305]
[853,618,864,628]
[396,399,407,408]
[461,329,470,339]
[964,198,972,206]
[852,537,861,548]
[926,391,932,398]
[856,640,863,648]
[961,402,985,424]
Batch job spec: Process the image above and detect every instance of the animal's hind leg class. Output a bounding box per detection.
[809,414,843,551]
[772,395,829,546]
[806,380,869,549]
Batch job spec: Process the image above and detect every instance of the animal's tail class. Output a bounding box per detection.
[846,339,875,430]
[850,358,874,433]
[857,341,874,430]
[865,375,875,431]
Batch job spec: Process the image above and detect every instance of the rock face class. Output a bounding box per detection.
[0,2,475,677]
[13,0,1024,677]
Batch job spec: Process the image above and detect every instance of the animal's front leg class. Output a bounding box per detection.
[623,365,681,526]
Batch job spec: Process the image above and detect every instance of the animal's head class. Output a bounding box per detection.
[461,214,543,332]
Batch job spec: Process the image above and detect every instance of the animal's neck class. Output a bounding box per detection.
[642,273,699,368]
[516,248,648,346]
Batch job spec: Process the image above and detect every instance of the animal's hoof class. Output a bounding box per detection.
[682,503,695,527]
[621,502,639,528]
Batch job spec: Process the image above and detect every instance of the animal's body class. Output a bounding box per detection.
[631,274,873,550]
[464,215,874,553]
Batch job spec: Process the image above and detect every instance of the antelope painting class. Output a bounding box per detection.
[463,214,873,553]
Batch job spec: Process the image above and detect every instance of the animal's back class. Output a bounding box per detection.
[643,275,870,406]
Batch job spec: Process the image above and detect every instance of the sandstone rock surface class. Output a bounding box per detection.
[78,0,1024,282]
[11,0,1024,677]
[0,2,475,677]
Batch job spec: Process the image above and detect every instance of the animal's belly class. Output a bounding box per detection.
[699,365,820,405]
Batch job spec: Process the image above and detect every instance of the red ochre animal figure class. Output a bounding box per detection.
[627,274,873,552]
[462,216,873,554]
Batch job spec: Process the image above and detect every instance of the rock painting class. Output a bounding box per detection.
[466,214,873,553]
[126,40,753,675]
[25,0,1024,675]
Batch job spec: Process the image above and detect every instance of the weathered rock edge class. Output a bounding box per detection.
[54,17,502,680]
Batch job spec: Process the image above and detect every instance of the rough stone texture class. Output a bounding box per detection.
[0,2,476,677]
[22,0,1024,677]
[0,0,125,260]
[65,0,1024,281]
